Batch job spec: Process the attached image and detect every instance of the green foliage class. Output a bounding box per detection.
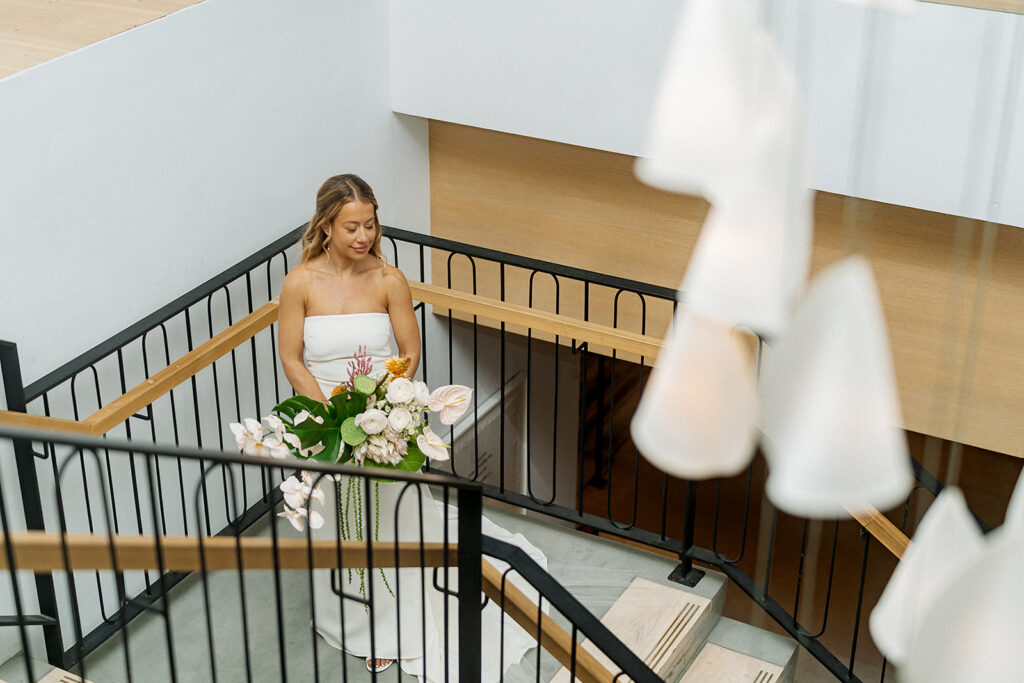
[341,417,368,447]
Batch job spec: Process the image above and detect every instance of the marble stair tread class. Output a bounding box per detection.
[679,643,784,683]
[685,617,798,683]
[549,576,717,682]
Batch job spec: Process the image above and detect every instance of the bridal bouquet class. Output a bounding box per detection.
[229,351,473,532]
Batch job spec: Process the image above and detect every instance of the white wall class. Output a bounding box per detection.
[390,0,1024,229]
[0,0,429,387]
[0,0,430,667]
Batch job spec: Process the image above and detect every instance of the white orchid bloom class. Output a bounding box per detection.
[412,381,431,407]
[307,508,324,529]
[429,385,474,425]
[278,506,308,532]
[229,417,266,453]
[386,377,415,404]
[282,432,302,451]
[300,471,326,506]
[388,406,413,432]
[294,410,324,426]
[417,427,450,462]
[262,435,292,459]
[300,442,325,458]
[280,476,307,509]
[265,415,286,438]
[355,408,388,435]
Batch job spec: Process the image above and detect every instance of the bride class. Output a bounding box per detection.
[277,174,544,680]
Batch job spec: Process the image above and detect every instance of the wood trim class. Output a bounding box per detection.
[410,281,663,360]
[0,411,95,435]
[0,531,457,572]
[82,299,279,435]
[480,560,618,683]
[922,0,1024,13]
[846,506,911,559]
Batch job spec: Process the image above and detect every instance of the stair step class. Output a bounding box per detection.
[680,643,784,682]
[681,617,798,683]
[550,576,715,682]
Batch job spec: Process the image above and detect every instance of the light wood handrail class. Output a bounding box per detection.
[845,506,911,559]
[0,411,94,435]
[409,281,663,360]
[922,0,1024,13]
[0,531,456,572]
[480,560,618,683]
[83,299,280,434]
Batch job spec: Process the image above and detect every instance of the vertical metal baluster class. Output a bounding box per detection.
[458,486,482,683]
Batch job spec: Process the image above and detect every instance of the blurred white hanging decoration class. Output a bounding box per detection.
[759,256,913,517]
[900,528,1024,682]
[635,0,813,336]
[631,310,759,480]
[634,0,763,199]
[869,488,985,666]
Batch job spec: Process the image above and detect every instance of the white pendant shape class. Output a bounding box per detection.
[869,488,985,665]
[680,181,812,338]
[901,530,1024,682]
[631,310,759,480]
[634,0,765,200]
[759,256,913,518]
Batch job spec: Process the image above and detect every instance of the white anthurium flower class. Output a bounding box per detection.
[413,381,431,407]
[278,506,308,532]
[386,377,415,404]
[280,476,307,509]
[417,427,450,462]
[294,410,324,426]
[300,442,324,458]
[388,406,413,432]
[355,408,388,435]
[429,385,474,425]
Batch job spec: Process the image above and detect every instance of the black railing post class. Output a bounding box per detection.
[457,486,482,680]
[0,340,65,666]
[669,480,705,587]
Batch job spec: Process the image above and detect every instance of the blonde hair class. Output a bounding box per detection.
[300,174,384,263]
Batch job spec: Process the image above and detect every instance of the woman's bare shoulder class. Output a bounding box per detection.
[380,263,410,290]
[280,262,316,298]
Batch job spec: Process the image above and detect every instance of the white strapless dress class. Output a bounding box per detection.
[303,314,545,682]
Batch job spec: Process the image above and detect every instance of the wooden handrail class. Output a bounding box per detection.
[922,0,1024,14]
[409,281,663,360]
[480,560,618,683]
[0,531,456,572]
[845,506,911,560]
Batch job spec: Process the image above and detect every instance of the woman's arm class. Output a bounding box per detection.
[384,266,421,378]
[278,269,328,402]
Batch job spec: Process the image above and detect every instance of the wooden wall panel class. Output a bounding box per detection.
[429,120,1024,457]
[0,0,203,78]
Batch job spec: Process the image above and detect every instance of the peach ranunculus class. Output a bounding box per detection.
[385,356,412,377]
[428,385,474,425]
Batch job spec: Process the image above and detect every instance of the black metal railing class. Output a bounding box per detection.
[0,223,974,682]
[0,425,660,682]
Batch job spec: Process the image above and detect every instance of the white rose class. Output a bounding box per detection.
[386,377,415,404]
[354,408,387,435]
[388,406,412,432]
[412,381,431,407]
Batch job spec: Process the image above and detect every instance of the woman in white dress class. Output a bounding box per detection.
[278,175,544,680]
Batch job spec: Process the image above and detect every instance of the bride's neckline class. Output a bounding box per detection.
[305,312,389,320]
